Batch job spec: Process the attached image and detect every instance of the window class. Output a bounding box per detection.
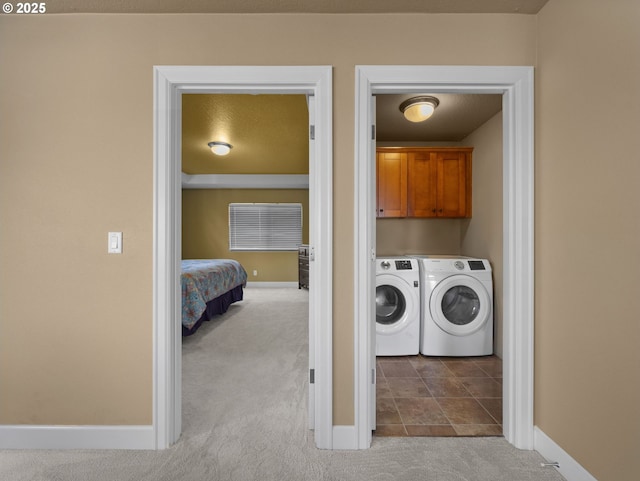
[229,203,303,251]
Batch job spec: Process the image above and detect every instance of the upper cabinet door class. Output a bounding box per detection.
[437,150,472,218]
[376,151,407,217]
[407,151,438,217]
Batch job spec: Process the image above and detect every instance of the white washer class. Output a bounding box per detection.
[376,257,421,356]
[412,256,493,356]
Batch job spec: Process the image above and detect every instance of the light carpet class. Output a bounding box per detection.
[0,287,565,481]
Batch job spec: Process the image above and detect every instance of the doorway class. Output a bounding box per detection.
[374,93,504,438]
[153,66,333,449]
[353,66,535,450]
[180,92,312,435]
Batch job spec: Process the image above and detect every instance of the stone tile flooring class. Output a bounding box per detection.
[375,355,502,437]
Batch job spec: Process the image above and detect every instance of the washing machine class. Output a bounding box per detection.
[376,257,421,356]
[412,256,493,356]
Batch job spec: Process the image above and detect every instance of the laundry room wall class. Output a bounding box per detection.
[376,218,462,256]
[459,112,504,357]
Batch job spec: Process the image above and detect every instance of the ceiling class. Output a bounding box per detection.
[376,94,502,143]
[181,93,502,174]
[182,94,310,175]
[45,0,550,15]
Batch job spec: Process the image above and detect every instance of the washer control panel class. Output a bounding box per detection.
[378,258,415,271]
[395,260,414,270]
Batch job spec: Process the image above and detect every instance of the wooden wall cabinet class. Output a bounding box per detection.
[376,151,407,217]
[377,147,472,218]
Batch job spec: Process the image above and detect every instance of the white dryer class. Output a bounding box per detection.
[413,256,493,356]
[375,257,421,356]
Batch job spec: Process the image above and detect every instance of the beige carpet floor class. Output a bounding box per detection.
[0,287,566,481]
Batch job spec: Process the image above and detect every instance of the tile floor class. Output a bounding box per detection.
[375,355,503,437]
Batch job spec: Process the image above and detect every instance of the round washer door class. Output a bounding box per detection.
[429,275,491,336]
[375,274,418,336]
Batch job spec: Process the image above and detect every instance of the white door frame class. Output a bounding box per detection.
[153,66,333,449]
[354,65,534,449]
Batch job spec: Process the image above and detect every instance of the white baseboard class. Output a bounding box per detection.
[332,425,358,450]
[534,426,598,481]
[245,282,299,288]
[0,425,155,450]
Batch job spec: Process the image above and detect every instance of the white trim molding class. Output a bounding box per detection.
[182,173,309,189]
[154,66,333,450]
[354,65,535,450]
[332,425,358,450]
[0,425,154,450]
[535,427,599,481]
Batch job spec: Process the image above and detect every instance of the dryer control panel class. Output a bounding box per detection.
[468,260,486,270]
[417,257,491,274]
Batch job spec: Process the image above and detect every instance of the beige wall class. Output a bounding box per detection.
[460,112,503,357]
[182,189,309,282]
[2,6,638,478]
[0,13,536,426]
[376,218,462,256]
[536,1,640,480]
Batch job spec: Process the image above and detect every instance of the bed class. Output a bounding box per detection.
[181,259,248,336]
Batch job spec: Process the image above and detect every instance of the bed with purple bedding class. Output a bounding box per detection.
[181,259,248,336]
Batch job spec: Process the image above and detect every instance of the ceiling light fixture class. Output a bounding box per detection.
[208,141,232,156]
[399,96,440,122]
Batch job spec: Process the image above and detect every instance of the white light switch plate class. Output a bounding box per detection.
[108,232,122,254]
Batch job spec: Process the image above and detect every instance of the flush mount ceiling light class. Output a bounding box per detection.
[208,141,232,156]
[399,96,440,122]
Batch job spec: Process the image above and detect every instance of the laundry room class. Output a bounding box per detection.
[374,93,505,437]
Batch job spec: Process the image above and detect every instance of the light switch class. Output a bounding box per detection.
[108,232,122,254]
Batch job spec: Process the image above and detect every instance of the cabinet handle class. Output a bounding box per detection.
[432,209,436,213]
[439,209,443,213]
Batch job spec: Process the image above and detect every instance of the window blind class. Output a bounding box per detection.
[229,203,303,251]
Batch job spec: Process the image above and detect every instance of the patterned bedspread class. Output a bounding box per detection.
[181,259,248,331]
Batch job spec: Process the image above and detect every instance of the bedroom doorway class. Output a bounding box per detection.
[153,66,333,450]
[180,93,313,431]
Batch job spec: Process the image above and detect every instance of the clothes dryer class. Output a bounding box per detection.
[412,256,493,356]
[375,257,421,356]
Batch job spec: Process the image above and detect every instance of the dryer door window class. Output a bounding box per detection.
[441,286,480,326]
[429,275,491,336]
[376,285,406,325]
